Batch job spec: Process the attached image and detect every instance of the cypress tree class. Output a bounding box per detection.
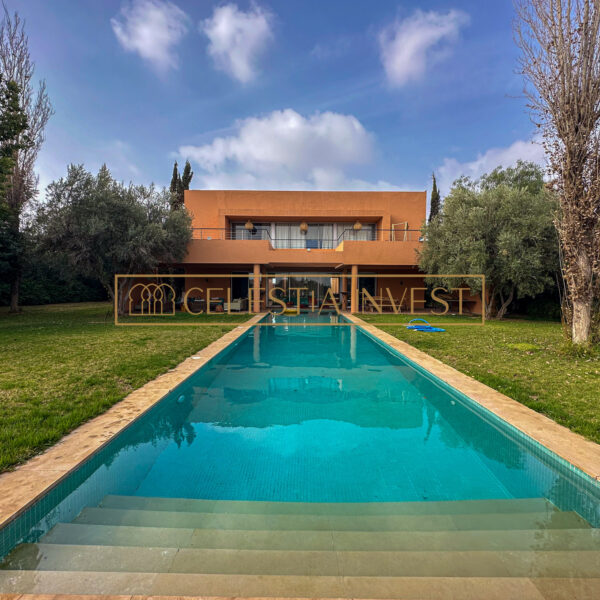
[0,78,31,312]
[169,160,193,210]
[169,161,179,196]
[0,79,30,197]
[181,160,193,191]
[429,173,441,222]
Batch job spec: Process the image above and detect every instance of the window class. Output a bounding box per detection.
[337,223,375,242]
[231,222,270,240]
[273,223,336,249]
[274,223,305,248]
[307,223,334,249]
[230,221,375,247]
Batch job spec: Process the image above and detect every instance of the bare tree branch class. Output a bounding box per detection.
[514,0,600,343]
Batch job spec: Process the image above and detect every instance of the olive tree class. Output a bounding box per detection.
[37,164,192,311]
[419,162,558,319]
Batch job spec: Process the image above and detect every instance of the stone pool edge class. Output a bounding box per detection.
[0,314,265,531]
[346,313,600,481]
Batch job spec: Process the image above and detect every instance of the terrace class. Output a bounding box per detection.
[191,222,423,248]
[184,222,424,271]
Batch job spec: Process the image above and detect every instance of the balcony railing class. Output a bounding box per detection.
[191,228,422,245]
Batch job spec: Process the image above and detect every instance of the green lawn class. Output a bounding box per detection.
[0,302,249,472]
[361,314,600,444]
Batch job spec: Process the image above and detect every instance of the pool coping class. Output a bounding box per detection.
[0,314,265,532]
[345,313,600,482]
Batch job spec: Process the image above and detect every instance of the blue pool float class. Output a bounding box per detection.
[406,318,445,332]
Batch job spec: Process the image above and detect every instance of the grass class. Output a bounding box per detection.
[0,302,249,472]
[118,310,251,324]
[361,313,600,444]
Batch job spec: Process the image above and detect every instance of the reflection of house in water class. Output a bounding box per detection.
[185,362,425,430]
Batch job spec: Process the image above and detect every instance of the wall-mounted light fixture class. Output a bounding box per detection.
[244,220,254,230]
[353,220,363,231]
[299,221,308,234]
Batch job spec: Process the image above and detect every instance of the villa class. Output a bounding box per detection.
[179,189,482,315]
[180,189,426,313]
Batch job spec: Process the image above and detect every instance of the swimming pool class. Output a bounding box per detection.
[1,315,599,596]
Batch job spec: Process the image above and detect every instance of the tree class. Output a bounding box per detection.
[181,159,193,192]
[514,0,600,344]
[419,162,558,319]
[429,173,441,222]
[37,164,192,311]
[0,78,28,191]
[169,160,179,197]
[0,8,53,312]
[0,77,31,295]
[169,159,193,210]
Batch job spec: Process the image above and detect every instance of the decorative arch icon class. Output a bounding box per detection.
[128,282,176,316]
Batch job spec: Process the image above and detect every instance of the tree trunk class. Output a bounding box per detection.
[9,274,20,313]
[569,249,594,345]
[495,287,515,320]
[118,279,132,315]
[572,296,592,344]
[484,286,495,320]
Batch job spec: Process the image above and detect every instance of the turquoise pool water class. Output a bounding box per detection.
[1,316,599,557]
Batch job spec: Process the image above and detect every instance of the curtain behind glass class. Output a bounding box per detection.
[337,223,374,241]
[274,223,306,248]
[307,224,333,248]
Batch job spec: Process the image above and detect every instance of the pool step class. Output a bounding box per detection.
[5,543,600,578]
[42,523,600,551]
[1,496,599,598]
[100,494,558,515]
[73,506,590,531]
[4,570,597,599]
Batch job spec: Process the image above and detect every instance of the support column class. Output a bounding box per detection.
[350,265,358,314]
[341,270,348,311]
[253,264,261,313]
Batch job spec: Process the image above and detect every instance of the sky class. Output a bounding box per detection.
[15,0,545,202]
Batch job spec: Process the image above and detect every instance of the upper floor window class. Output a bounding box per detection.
[274,223,336,249]
[337,223,376,242]
[230,221,377,247]
[231,222,270,240]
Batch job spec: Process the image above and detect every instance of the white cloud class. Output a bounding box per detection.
[111,0,189,72]
[378,9,469,87]
[200,3,274,83]
[178,108,403,190]
[437,137,546,194]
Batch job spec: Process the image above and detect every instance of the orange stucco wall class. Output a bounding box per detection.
[183,239,423,268]
[184,189,426,231]
[182,189,426,269]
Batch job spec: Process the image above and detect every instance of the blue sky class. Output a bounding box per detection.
[17,0,544,198]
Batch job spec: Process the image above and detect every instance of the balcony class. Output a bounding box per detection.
[184,226,423,267]
[191,227,423,247]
